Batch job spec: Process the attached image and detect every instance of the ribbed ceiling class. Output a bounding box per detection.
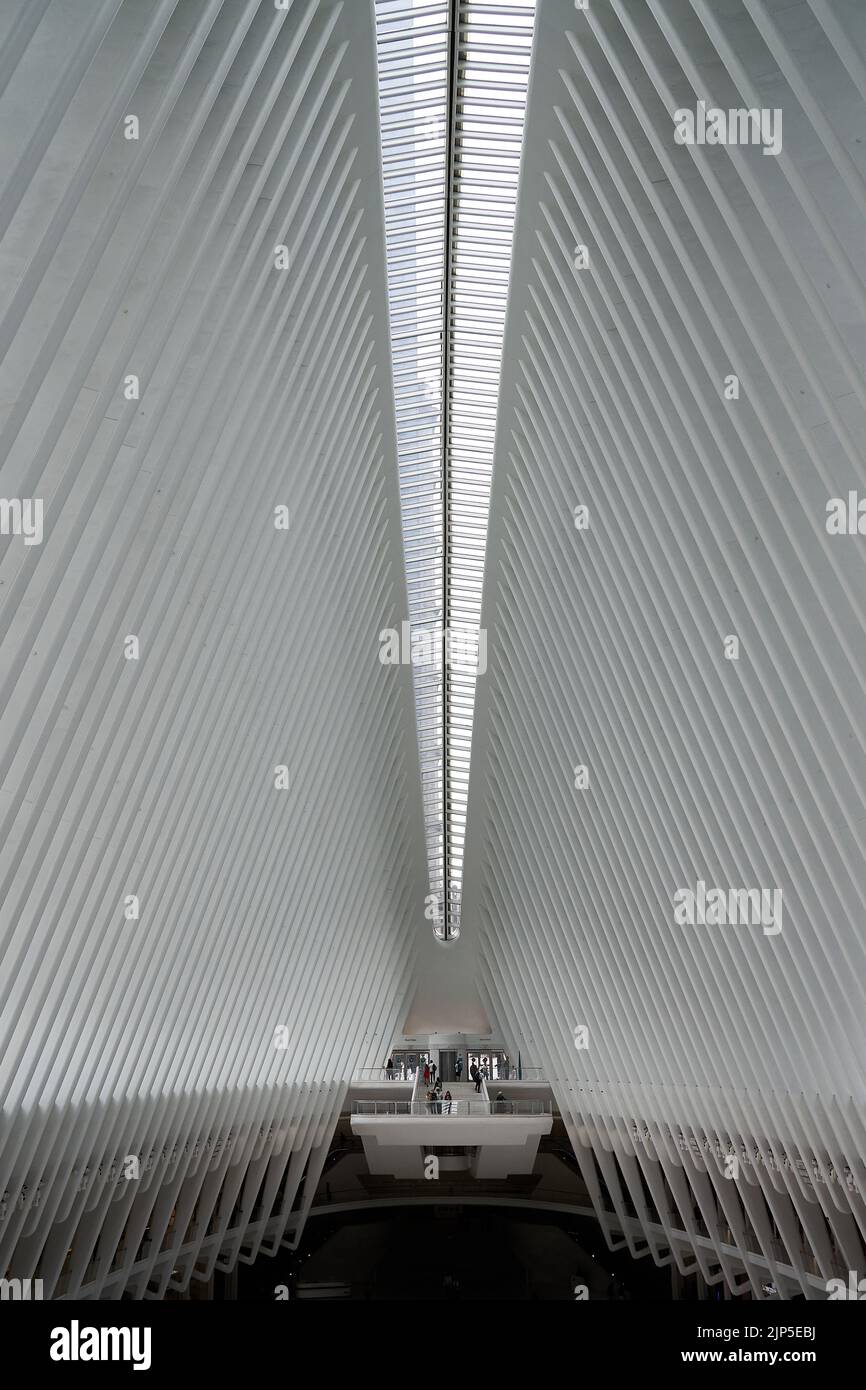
[2,0,865,1306]
[464,0,866,1298]
[0,0,427,1298]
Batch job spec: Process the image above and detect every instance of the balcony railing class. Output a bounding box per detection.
[354,1068,410,1081]
[353,1066,547,1082]
[352,1099,552,1117]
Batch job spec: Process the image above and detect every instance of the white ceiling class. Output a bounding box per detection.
[0,0,864,1301]
[0,0,428,1296]
[463,0,866,1296]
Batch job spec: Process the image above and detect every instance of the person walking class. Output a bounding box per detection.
[429,1059,437,1085]
[470,1062,481,1094]
[423,1061,430,1088]
[455,1054,463,1082]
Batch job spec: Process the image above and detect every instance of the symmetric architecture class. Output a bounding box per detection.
[1,0,864,1303]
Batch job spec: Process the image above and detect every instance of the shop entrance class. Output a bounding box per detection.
[391,1050,429,1080]
[438,1050,458,1082]
[467,1051,511,1080]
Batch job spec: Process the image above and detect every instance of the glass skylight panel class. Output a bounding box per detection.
[375,1,450,935]
[376,1,534,941]
[445,1,534,937]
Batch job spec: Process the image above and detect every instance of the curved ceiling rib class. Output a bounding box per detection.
[463,0,866,1299]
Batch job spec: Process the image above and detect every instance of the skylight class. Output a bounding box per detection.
[375,0,534,940]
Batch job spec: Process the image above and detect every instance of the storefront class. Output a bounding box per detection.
[389,1050,430,1079]
[466,1051,512,1080]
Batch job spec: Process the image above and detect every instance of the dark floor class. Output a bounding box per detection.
[236,1206,676,1301]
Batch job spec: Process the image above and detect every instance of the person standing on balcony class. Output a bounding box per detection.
[455,1055,463,1081]
[386,1056,394,1078]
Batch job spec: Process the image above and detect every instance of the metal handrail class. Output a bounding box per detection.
[354,1067,410,1081]
[351,1099,552,1117]
[469,1066,545,1080]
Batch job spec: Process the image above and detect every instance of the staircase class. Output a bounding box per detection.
[351,1077,552,1179]
[438,1081,487,1115]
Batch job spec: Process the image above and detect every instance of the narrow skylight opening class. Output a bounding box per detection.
[376,1,450,935]
[376,0,534,941]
